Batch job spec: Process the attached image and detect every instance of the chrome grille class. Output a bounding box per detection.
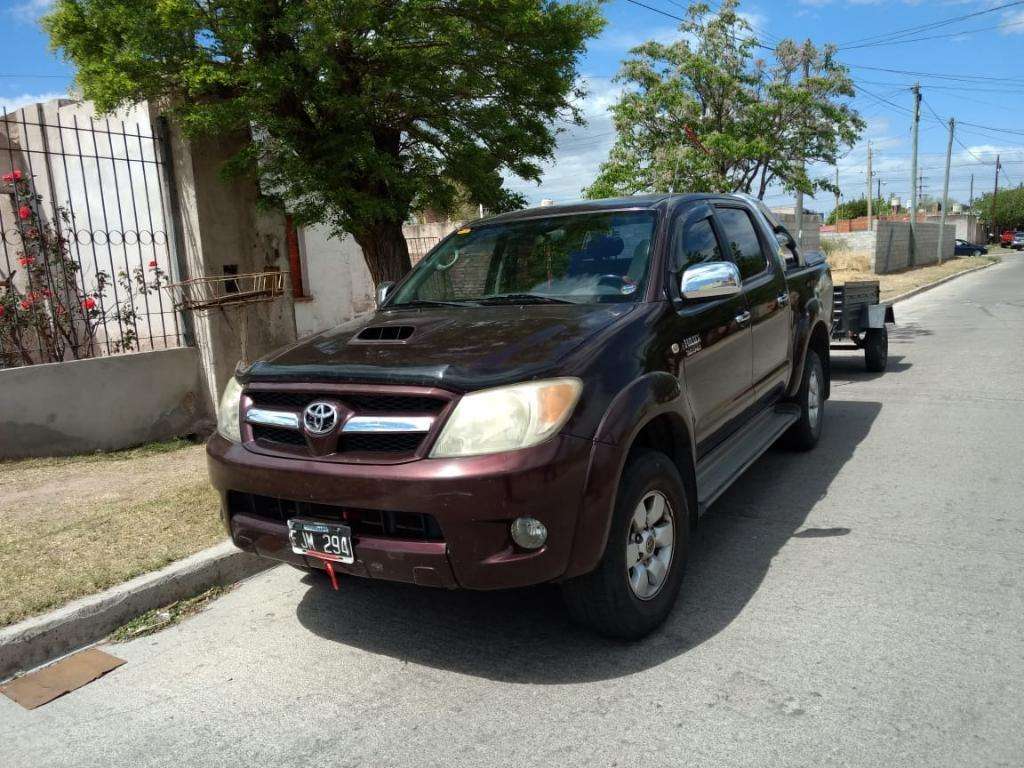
[242,386,450,460]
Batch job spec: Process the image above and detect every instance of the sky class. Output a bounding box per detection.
[3,0,1024,215]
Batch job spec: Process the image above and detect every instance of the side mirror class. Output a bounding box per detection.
[681,261,741,300]
[376,281,394,308]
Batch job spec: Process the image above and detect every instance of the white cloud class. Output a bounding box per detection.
[503,77,623,204]
[1000,9,1024,35]
[0,91,69,114]
[5,0,52,24]
[587,24,681,54]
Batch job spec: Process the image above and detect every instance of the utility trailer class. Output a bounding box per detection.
[831,280,895,372]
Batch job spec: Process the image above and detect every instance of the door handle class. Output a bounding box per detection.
[777,292,790,306]
[735,310,751,326]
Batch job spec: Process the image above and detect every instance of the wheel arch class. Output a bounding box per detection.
[564,373,697,579]
[788,302,832,401]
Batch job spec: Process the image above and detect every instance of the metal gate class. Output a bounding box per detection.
[0,102,185,368]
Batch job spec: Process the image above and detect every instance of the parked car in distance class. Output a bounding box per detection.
[1013,231,1024,251]
[1000,230,1014,247]
[954,239,988,257]
[207,193,834,639]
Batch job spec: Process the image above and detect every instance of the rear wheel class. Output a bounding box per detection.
[864,327,888,372]
[561,450,689,640]
[784,348,825,451]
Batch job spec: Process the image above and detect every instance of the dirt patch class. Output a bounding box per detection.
[0,441,224,627]
[830,254,998,302]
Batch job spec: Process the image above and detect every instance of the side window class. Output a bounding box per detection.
[715,207,769,280]
[674,217,721,271]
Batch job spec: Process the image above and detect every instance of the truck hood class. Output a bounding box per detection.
[242,303,637,392]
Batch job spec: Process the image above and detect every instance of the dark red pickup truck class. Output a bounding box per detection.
[207,193,833,638]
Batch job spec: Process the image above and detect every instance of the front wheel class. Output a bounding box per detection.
[561,450,690,640]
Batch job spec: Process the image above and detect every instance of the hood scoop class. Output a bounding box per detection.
[351,324,415,343]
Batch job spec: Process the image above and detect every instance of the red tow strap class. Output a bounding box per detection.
[305,552,341,590]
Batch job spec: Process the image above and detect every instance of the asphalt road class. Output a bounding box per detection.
[6,254,1024,768]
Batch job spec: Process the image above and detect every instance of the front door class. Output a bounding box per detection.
[668,209,755,453]
[713,204,792,400]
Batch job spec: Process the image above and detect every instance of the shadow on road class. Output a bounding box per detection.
[830,353,911,383]
[296,400,882,683]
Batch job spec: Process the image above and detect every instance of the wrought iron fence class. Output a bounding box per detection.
[406,235,441,265]
[0,104,184,368]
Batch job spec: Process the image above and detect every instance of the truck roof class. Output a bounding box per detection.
[476,193,716,226]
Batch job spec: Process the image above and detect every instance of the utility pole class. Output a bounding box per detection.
[794,46,811,245]
[834,166,840,227]
[909,83,921,263]
[877,178,882,202]
[969,174,974,211]
[938,117,954,265]
[992,154,1001,240]
[866,143,873,231]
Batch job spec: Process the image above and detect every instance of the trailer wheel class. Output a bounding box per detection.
[864,327,888,372]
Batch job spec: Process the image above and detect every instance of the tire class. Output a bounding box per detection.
[560,449,690,640]
[864,327,888,372]
[783,348,825,451]
[973,249,982,257]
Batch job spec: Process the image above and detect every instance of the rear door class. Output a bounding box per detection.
[668,205,755,452]
[713,203,792,402]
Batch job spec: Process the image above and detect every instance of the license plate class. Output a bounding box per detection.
[287,519,354,564]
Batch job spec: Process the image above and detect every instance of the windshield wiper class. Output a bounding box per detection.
[477,293,577,305]
[389,299,478,308]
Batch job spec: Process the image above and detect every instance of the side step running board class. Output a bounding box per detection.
[695,404,800,514]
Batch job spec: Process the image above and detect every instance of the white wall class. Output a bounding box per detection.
[1,98,179,353]
[294,224,375,337]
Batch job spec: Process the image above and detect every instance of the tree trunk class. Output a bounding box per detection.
[352,220,413,287]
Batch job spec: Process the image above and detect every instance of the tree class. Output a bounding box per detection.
[584,0,863,200]
[827,196,890,224]
[974,187,1024,231]
[46,1,604,285]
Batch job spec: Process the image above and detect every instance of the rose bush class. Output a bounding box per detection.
[1,170,167,367]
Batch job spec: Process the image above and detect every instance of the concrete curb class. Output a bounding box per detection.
[0,541,272,681]
[888,258,999,305]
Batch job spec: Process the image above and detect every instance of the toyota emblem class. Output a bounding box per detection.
[303,401,339,435]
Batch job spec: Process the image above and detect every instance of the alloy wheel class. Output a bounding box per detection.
[625,491,674,600]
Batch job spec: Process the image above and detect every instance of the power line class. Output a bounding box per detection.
[837,0,1024,48]
[838,18,1024,51]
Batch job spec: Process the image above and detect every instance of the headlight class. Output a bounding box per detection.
[430,378,583,458]
[217,377,243,442]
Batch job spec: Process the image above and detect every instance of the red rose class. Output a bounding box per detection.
[82,297,97,310]
[18,205,31,220]
[0,305,5,317]
[18,256,34,266]
[19,299,31,311]
[1,170,19,182]
[148,259,158,268]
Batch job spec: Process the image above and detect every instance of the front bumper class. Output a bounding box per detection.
[207,432,595,590]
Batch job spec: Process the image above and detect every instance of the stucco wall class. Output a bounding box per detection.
[0,347,207,458]
[294,225,375,338]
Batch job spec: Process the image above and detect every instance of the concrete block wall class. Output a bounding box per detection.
[873,221,955,274]
[0,347,207,458]
[773,211,822,254]
[822,230,876,253]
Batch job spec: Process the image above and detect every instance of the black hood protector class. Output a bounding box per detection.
[241,304,636,392]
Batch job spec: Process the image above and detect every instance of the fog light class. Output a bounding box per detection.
[510,517,547,550]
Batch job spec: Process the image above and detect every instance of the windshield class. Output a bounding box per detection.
[389,210,657,306]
